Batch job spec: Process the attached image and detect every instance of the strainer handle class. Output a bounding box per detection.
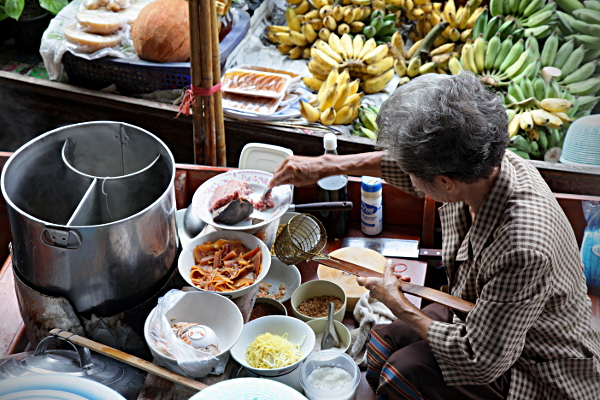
[313,256,475,314]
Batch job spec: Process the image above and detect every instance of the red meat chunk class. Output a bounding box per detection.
[250,192,275,211]
[209,180,252,212]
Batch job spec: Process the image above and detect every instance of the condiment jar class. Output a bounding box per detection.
[299,350,360,400]
[360,176,383,236]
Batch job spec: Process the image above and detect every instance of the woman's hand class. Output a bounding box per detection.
[358,260,433,341]
[357,260,412,313]
[268,155,331,188]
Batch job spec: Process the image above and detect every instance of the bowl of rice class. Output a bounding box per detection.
[229,315,315,377]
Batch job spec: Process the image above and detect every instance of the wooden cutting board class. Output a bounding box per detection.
[317,247,387,311]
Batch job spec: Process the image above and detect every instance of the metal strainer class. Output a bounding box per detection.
[273,213,476,314]
[273,213,327,265]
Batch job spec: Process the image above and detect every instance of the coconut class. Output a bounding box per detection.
[131,0,190,62]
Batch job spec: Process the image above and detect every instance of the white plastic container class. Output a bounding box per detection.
[299,350,360,400]
[361,176,383,236]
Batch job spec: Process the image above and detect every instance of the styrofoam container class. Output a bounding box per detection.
[238,143,293,173]
[222,68,292,98]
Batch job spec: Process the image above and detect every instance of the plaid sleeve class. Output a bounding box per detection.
[381,150,424,198]
[427,248,551,385]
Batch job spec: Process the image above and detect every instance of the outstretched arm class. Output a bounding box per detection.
[268,151,384,188]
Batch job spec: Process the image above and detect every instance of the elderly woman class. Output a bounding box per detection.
[269,72,600,399]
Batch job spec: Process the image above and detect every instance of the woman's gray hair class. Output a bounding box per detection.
[376,72,509,184]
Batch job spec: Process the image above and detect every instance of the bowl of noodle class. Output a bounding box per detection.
[230,315,315,377]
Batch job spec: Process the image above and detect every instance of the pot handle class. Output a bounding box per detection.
[34,333,94,371]
[40,228,82,250]
[290,201,353,212]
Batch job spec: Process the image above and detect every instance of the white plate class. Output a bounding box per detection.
[189,377,307,400]
[0,375,125,400]
[191,169,293,232]
[223,105,301,121]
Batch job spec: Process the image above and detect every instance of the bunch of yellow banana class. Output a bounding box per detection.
[302,34,395,94]
[268,4,380,60]
[317,4,376,37]
[300,69,364,125]
[505,96,574,160]
[407,0,486,47]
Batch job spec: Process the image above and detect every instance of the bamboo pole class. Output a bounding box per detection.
[209,0,226,166]
[197,0,217,166]
[188,0,205,165]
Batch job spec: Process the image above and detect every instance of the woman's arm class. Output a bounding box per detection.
[268,151,384,188]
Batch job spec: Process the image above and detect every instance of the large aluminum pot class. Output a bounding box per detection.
[1,121,177,317]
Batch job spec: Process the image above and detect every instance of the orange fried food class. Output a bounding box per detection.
[190,239,262,293]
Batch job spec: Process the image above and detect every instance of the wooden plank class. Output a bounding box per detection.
[0,257,25,357]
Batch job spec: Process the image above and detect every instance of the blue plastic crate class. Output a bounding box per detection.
[62,8,250,95]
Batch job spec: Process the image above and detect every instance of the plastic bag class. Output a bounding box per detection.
[581,200,600,287]
[146,289,219,378]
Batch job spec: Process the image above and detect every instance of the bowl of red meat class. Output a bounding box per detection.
[178,230,271,299]
[190,170,293,234]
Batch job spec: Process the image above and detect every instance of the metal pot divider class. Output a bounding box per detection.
[1,121,177,317]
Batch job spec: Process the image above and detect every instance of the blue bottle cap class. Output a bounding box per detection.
[361,176,382,192]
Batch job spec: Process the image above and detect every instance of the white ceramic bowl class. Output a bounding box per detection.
[230,315,315,377]
[260,256,301,303]
[144,291,244,377]
[291,280,347,323]
[306,319,351,353]
[178,230,271,299]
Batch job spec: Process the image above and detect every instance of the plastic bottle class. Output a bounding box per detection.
[317,134,349,238]
[361,176,383,236]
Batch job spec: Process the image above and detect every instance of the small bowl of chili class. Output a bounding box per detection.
[250,297,287,321]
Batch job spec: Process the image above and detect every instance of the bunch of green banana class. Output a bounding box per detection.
[537,23,600,98]
[302,33,396,94]
[555,0,600,56]
[350,105,380,138]
[362,9,399,43]
[300,69,363,125]
[505,87,576,160]
[489,0,558,39]
[450,32,541,87]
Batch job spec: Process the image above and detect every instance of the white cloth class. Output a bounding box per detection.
[348,291,397,367]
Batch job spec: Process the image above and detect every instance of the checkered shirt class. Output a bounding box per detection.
[382,150,600,399]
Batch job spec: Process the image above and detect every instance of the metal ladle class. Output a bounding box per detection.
[183,206,206,239]
[321,302,339,350]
